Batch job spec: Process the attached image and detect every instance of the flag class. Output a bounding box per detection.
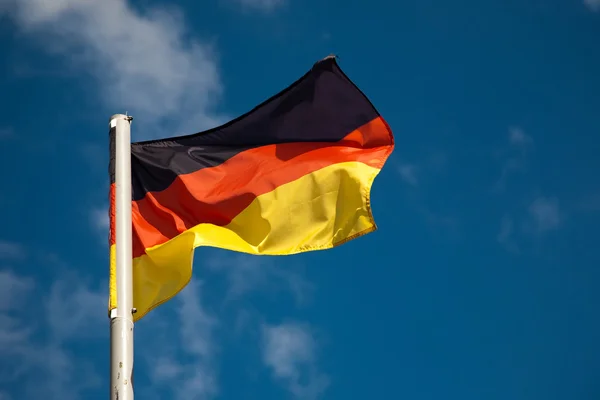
[108,56,394,320]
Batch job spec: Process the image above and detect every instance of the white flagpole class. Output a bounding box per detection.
[109,114,135,400]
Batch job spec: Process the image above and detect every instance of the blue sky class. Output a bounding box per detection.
[1,0,600,399]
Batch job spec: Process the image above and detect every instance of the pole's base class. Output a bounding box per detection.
[110,316,134,400]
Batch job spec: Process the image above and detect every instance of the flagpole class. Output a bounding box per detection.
[109,113,135,400]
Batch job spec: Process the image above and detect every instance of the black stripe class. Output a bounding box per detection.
[129,57,380,201]
[109,126,116,184]
[108,125,116,249]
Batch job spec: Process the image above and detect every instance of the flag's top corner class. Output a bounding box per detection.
[318,54,338,63]
[313,54,339,70]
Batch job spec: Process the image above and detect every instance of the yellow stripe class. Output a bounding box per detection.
[109,161,382,320]
[109,243,116,314]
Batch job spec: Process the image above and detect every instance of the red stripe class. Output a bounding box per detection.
[113,117,392,258]
[109,183,116,246]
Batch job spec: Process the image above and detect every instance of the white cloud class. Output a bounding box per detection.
[44,276,107,341]
[398,164,418,186]
[0,268,103,399]
[208,254,314,306]
[208,255,265,298]
[529,197,562,233]
[0,240,25,260]
[496,215,519,253]
[144,279,218,400]
[178,280,217,360]
[509,127,533,146]
[497,198,563,252]
[91,206,109,232]
[262,322,329,399]
[173,281,218,400]
[584,0,600,11]
[492,158,522,193]
[3,0,225,139]
[17,341,101,399]
[0,270,33,310]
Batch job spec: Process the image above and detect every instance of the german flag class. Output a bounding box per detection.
[108,56,394,320]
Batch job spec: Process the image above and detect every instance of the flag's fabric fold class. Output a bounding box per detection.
[109,56,394,320]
